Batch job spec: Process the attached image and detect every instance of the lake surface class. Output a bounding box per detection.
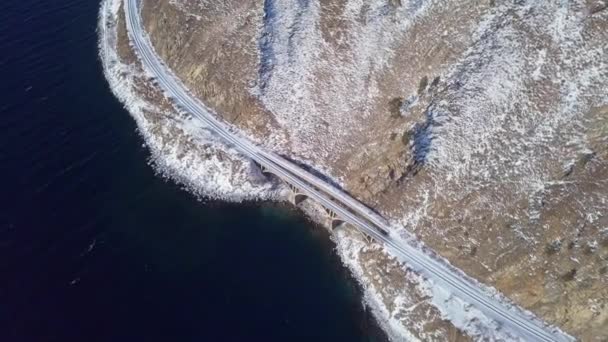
[0,0,387,341]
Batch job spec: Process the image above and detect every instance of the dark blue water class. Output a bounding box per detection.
[0,1,387,341]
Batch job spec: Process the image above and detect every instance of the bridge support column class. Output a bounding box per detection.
[325,209,345,230]
[362,233,374,244]
[287,184,307,205]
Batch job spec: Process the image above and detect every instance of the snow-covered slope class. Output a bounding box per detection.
[104,0,608,339]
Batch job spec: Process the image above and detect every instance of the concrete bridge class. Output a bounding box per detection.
[260,164,374,241]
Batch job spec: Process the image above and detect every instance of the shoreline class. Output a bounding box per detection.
[97,0,405,339]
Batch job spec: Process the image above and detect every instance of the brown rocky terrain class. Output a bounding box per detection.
[106,0,608,340]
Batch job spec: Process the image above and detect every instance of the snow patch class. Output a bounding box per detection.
[252,0,436,165]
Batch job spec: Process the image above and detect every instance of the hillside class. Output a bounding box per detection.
[107,0,608,339]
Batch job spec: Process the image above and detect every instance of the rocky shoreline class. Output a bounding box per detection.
[99,1,472,340]
[100,0,608,340]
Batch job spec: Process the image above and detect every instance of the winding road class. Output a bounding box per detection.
[122,0,573,340]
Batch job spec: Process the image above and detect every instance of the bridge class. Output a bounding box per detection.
[260,164,361,234]
[120,1,574,340]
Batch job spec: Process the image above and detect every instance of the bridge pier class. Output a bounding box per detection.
[286,184,307,205]
[256,164,310,206]
[325,210,374,243]
[325,209,346,230]
[361,232,374,244]
[259,164,270,175]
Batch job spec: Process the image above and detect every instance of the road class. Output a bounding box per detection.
[123,1,573,340]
